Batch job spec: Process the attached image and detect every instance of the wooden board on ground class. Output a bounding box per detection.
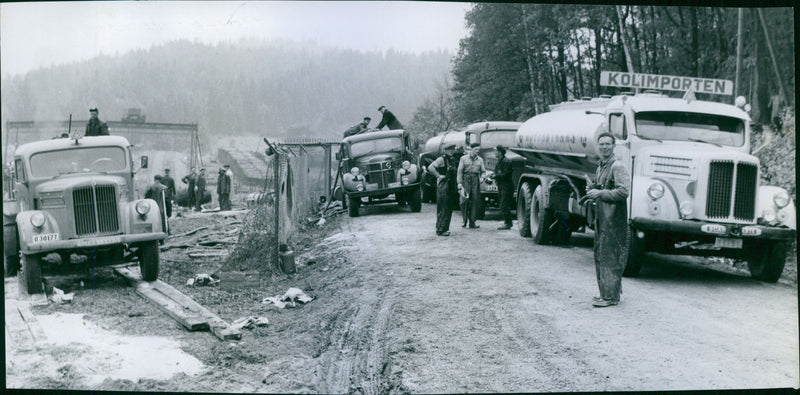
[113,265,242,341]
[5,277,49,352]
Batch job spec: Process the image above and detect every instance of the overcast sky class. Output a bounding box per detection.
[0,1,471,78]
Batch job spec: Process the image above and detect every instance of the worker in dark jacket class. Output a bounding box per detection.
[161,168,175,219]
[194,168,207,212]
[181,168,197,210]
[427,147,459,236]
[492,145,514,230]
[217,165,232,211]
[343,117,372,138]
[145,175,168,233]
[375,106,404,130]
[85,108,109,136]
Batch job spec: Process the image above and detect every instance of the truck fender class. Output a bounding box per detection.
[397,164,419,184]
[122,199,164,233]
[342,173,366,192]
[629,177,680,221]
[757,185,796,230]
[16,210,62,253]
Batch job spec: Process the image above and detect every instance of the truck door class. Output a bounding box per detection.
[608,112,633,216]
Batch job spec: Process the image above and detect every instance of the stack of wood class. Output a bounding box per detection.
[160,216,244,259]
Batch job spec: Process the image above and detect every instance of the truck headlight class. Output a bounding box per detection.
[135,200,151,215]
[402,177,410,185]
[679,201,694,216]
[30,212,46,228]
[762,208,777,222]
[773,190,790,209]
[356,184,364,192]
[647,183,665,200]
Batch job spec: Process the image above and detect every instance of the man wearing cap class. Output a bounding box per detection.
[145,175,168,233]
[181,168,197,210]
[161,168,176,219]
[427,145,459,236]
[343,117,372,138]
[375,106,404,130]
[217,165,232,211]
[195,168,207,212]
[492,145,514,230]
[457,146,487,229]
[85,108,109,136]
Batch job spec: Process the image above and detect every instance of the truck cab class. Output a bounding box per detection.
[3,135,165,293]
[337,130,421,217]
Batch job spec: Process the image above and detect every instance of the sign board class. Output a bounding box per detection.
[600,71,733,95]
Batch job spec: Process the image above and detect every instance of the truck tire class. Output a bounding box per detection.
[348,195,360,217]
[5,253,21,277]
[623,226,645,277]
[21,252,43,294]
[476,197,486,220]
[531,185,553,245]
[138,241,159,281]
[517,182,532,237]
[747,241,787,282]
[409,188,422,212]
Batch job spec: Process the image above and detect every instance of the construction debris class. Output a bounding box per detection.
[262,287,314,309]
[232,316,269,330]
[49,287,74,304]
[187,273,220,287]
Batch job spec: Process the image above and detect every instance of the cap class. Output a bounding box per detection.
[89,108,98,113]
[453,146,465,153]
[164,168,170,172]
[496,144,507,153]
[154,175,162,180]
[363,117,371,122]
[223,164,230,168]
[378,105,386,112]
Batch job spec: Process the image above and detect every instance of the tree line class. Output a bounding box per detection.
[408,5,794,142]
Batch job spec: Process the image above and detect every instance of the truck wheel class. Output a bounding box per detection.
[348,195,360,217]
[476,197,486,220]
[623,226,645,277]
[21,252,43,294]
[517,182,532,237]
[531,185,553,245]
[138,241,159,281]
[409,188,422,212]
[5,253,21,277]
[747,242,787,282]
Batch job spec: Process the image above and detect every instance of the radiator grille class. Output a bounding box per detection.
[73,184,119,236]
[365,162,397,188]
[705,161,757,221]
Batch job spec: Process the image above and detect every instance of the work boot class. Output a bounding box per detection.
[497,224,512,230]
[469,223,480,229]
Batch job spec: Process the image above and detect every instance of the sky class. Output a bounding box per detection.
[0,1,471,78]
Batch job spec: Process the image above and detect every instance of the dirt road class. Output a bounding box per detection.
[5,203,798,392]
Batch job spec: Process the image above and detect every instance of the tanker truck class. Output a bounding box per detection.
[511,91,795,282]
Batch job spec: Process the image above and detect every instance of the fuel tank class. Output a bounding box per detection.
[515,109,605,157]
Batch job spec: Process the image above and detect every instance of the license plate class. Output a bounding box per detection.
[714,237,742,249]
[77,236,121,247]
[32,233,59,243]
[484,185,497,192]
[388,182,400,188]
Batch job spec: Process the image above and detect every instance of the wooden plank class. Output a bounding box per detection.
[16,304,48,345]
[5,304,36,352]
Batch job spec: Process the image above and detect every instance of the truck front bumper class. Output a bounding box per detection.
[632,218,795,241]
[22,232,167,254]
[347,184,419,199]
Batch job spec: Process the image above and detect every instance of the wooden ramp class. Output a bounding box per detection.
[113,265,241,341]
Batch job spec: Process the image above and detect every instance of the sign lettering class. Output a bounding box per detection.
[600,71,733,95]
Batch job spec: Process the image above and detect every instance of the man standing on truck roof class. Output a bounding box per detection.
[457,146,486,229]
[84,108,109,136]
[375,106,404,130]
[492,145,514,230]
[584,132,630,308]
[427,146,459,236]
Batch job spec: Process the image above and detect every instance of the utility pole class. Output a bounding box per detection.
[735,9,744,97]
[756,9,788,106]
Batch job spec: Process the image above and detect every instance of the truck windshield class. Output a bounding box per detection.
[29,146,128,178]
[479,131,516,148]
[634,111,745,146]
[350,137,403,157]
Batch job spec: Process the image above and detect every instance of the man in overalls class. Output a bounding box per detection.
[457,146,486,229]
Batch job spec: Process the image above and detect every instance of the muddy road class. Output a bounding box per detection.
[5,203,798,392]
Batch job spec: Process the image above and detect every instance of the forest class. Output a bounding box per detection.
[1,4,795,150]
[408,4,795,142]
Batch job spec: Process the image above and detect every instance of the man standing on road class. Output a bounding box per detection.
[457,146,486,229]
[492,145,514,230]
[584,133,630,307]
[375,106,404,130]
[427,146,458,236]
[182,168,197,210]
[84,108,109,136]
[217,165,232,211]
[343,117,372,138]
[161,168,176,219]
[195,167,207,212]
[145,175,168,233]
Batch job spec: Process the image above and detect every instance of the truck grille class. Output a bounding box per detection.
[365,161,397,188]
[73,184,120,236]
[705,161,757,221]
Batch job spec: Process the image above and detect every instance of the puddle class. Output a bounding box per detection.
[7,312,204,387]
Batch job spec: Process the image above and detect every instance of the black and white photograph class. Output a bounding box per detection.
[1,1,797,392]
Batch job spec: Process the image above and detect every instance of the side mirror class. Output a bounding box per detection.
[140,156,149,169]
[335,151,342,161]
